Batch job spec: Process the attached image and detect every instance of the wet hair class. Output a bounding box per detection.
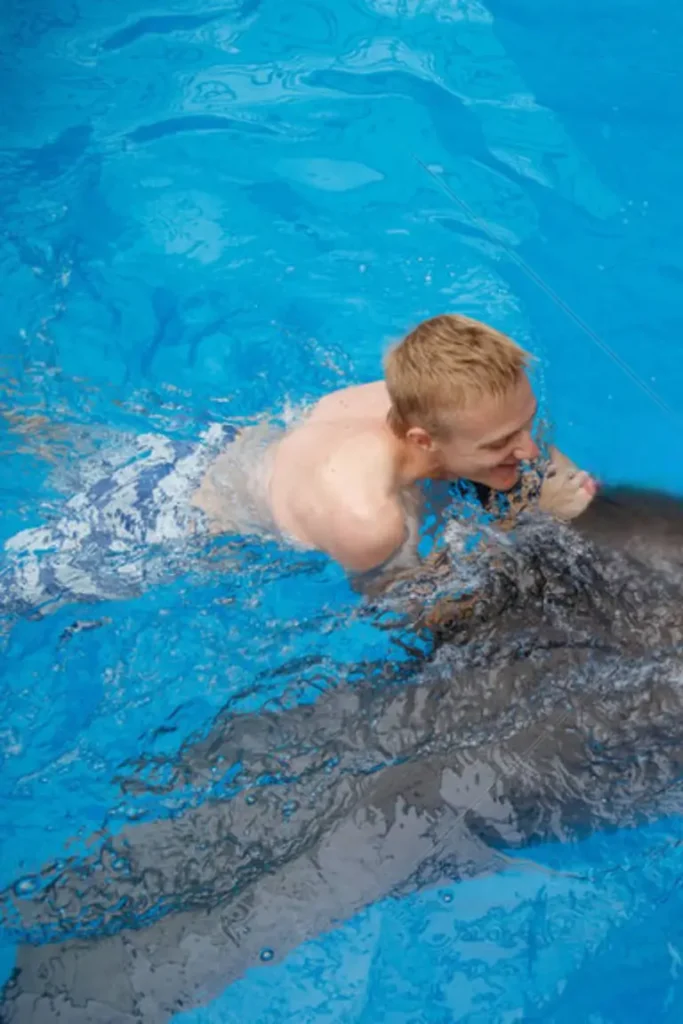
[384,313,530,438]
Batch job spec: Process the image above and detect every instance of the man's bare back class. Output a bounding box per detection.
[268,382,418,570]
[192,382,417,570]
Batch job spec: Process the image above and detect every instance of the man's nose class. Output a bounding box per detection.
[513,433,539,463]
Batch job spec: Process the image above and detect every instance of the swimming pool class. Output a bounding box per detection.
[2,0,683,1019]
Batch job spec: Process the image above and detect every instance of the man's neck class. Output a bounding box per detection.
[390,430,443,489]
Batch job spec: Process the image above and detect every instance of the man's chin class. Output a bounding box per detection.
[483,466,521,492]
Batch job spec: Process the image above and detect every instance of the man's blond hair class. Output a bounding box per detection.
[384,313,529,437]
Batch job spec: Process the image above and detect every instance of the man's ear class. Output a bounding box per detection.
[405,425,434,451]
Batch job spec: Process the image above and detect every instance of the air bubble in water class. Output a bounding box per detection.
[260,947,274,962]
[14,876,39,897]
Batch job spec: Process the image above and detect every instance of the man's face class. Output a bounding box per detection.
[430,374,540,491]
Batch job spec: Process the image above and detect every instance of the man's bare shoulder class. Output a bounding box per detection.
[276,416,394,492]
[317,425,394,490]
[313,496,407,573]
[308,381,390,423]
[274,421,405,571]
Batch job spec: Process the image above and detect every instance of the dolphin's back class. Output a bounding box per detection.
[3,485,683,1021]
[576,485,683,569]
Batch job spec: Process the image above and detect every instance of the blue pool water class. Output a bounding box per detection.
[2,0,683,1020]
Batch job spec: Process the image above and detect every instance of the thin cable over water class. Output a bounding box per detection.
[414,155,682,426]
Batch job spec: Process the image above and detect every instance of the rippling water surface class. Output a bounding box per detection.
[2,0,683,1020]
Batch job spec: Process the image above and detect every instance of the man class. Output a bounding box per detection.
[2,314,595,616]
[194,313,597,574]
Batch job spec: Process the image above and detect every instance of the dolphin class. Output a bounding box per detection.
[2,485,683,1022]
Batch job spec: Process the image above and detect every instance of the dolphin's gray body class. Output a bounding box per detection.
[3,486,683,1022]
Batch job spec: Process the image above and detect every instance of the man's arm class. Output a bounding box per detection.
[311,500,408,575]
